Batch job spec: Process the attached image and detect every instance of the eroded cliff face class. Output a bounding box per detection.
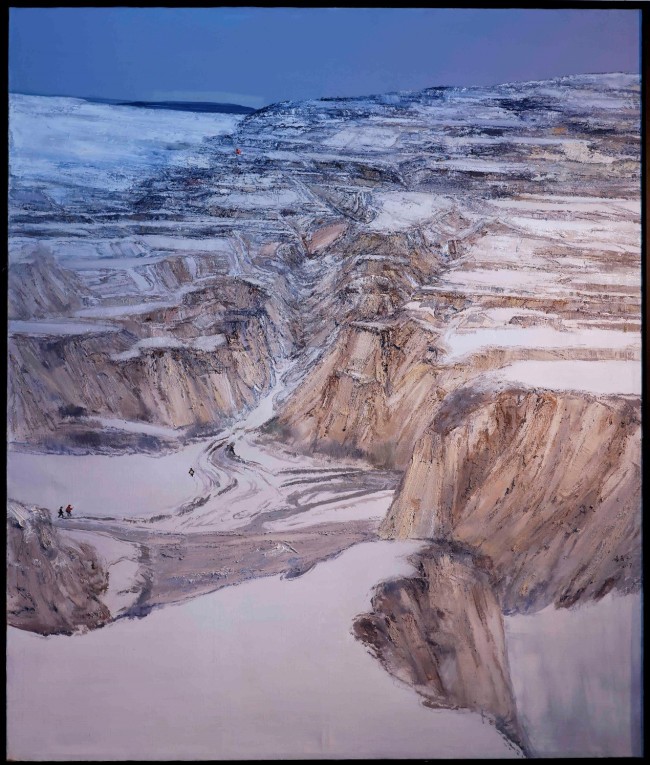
[7,501,111,635]
[380,385,641,613]
[277,319,447,467]
[8,75,641,458]
[8,275,297,443]
[354,543,526,752]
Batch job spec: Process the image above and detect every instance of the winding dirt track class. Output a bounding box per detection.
[117,364,400,534]
[40,367,399,623]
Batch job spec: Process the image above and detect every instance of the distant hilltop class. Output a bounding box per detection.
[91,98,257,114]
[115,100,257,114]
[9,92,257,115]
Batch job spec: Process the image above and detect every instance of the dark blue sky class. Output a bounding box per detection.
[9,8,641,107]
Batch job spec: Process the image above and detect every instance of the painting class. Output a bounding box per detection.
[7,7,643,759]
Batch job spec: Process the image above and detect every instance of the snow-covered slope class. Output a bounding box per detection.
[9,94,242,204]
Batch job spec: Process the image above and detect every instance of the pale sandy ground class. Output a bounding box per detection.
[7,541,521,761]
[6,440,207,519]
[493,359,641,395]
[504,592,642,757]
[7,366,396,534]
[263,490,394,531]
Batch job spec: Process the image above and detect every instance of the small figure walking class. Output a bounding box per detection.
[65,504,73,517]
[58,507,64,518]
[188,468,195,477]
[235,147,242,156]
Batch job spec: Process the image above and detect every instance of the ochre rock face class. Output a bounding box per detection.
[354,543,527,752]
[7,501,111,635]
[277,319,446,468]
[305,222,348,254]
[8,277,296,443]
[380,386,641,613]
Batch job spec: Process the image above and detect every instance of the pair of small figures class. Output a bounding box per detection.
[58,505,73,518]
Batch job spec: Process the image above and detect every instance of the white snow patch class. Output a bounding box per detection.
[442,268,559,291]
[219,189,300,209]
[487,196,640,216]
[9,94,241,200]
[491,360,641,395]
[482,307,550,323]
[111,335,185,361]
[9,319,119,336]
[112,332,229,361]
[368,192,453,232]
[237,364,292,431]
[137,235,234,253]
[505,217,639,249]
[6,440,208,520]
[127,268,152,292]
[441,325,639,362]
[438,158,524,173]
[83,417,181,438]
[7,541,520,760]
[191,334,227,352]
[75,299,179,318]
[325,126,399,151]
[569,271,640,287]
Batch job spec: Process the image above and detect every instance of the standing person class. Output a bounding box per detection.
[65,504,73,517]
[58,507,64,518]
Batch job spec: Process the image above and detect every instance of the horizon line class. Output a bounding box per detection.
[9,71,638,108]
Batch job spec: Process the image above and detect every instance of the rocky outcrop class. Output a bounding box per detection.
[354,542,527,752]
[380,384,641,613]
[7,501,111,635]
[8,278,297,441]
[277,318,448,468]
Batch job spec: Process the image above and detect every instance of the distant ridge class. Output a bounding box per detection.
[116,100,256,114]
[9,92,257,115]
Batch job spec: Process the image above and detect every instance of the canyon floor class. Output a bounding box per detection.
[7,73,642,759]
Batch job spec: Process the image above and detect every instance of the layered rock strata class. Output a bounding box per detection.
[380,384,641,613]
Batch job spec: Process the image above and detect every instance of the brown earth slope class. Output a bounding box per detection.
[380,384,641,613]
[7,501,111,635]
